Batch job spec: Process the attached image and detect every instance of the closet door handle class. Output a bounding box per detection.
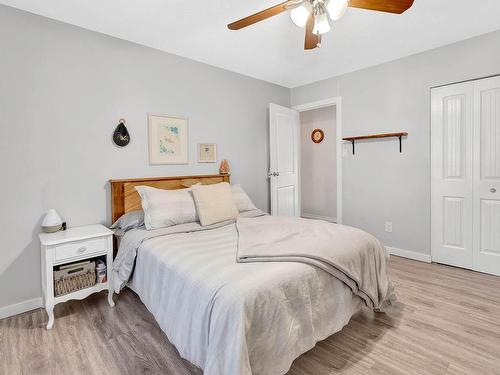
[491,188,497,193]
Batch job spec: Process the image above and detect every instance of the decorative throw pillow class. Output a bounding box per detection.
[135,186,199,230]
[191,182,239,226]
[231,184,257,212]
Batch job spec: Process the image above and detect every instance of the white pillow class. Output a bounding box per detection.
[231,184,257,212]
[135,186,198,230]
[191,182,239,226]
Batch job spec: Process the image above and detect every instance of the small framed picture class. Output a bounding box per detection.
[148,114,189,165]
[198,143,217,163]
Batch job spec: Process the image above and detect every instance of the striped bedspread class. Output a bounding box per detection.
[115,218,364,375]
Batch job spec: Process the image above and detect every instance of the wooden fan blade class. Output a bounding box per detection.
[228,1,296,30]
[304,14,320,50]
[348,0,414,14]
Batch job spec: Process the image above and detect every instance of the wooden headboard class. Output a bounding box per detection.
[110,174,230,222]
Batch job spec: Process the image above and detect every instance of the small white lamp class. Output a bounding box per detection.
[42,209,63,233]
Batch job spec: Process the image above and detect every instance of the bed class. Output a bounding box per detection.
[109,174,393,375]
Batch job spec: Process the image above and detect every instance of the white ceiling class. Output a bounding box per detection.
[2,0,500,87]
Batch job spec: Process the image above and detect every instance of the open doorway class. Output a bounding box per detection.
[294,97,342,224]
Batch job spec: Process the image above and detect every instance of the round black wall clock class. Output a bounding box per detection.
[113,119,130,147]
[311,128,324,144]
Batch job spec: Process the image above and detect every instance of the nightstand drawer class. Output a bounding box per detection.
[54,237,107,262]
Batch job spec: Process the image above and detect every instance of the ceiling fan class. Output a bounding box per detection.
[228,0,414,50]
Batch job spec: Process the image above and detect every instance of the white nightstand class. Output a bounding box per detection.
[39,224,115,329]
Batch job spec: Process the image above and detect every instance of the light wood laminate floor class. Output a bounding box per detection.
[1,256,499,375]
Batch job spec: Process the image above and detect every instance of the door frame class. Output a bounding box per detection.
[293,97,343,224]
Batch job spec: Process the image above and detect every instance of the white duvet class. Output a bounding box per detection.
[114,218,365,375]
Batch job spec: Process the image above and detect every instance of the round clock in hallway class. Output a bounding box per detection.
[311,128,324,143]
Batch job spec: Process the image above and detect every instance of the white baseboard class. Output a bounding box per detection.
[386,247,432,263]
[0,297,43,320]
[301,213,337,223]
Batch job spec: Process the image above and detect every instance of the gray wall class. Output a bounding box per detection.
[0,5,289,309]
[300,106,337,220]
[291,30,500,256]
[3,3,500,311]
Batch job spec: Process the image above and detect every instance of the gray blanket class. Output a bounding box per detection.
[236,215,395,310]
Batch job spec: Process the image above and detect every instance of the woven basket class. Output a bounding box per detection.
[54,270,96,297]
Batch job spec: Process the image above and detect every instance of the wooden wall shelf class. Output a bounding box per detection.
[342,132,408,154]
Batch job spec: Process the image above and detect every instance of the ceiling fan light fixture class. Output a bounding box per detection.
[290,1,313,28]
[312,7,331,35]
[326,0,348,21]
[227,0,415,51]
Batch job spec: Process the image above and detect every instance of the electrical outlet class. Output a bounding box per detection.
[385,222,393,233]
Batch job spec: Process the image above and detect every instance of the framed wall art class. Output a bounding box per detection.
[198,143,217,163]
[148,114,188,165]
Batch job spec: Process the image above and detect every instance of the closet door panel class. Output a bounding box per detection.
[442,197,466,248]
[480,200,500,255]
[431,83,474,268]
[480,88,500,179]
[473,77,500,276]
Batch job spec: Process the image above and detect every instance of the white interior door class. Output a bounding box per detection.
[473,76,500,276]
[431,82,474,269]
[269,103,299,216]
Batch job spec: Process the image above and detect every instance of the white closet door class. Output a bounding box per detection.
[431,82,474,268]
[473,76,500,276]
[269,103,300,216]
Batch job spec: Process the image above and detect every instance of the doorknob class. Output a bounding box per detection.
[491,188,497,193]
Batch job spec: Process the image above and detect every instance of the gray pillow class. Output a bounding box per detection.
[110,210,145,235]
[231,184,257,212]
